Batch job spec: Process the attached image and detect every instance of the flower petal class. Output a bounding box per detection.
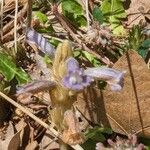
[62,57,93,91]
[17,80,56,95]
[26,28,55,58]
[65,57,79,72]
[84,67,125,91]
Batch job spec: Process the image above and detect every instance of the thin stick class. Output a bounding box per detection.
[85,0,90,29]
[53,5,113,66]
[0,0,4,39]
[0,91,59,136]
[14,0,18,55]
[0,91,84,150]
[27,0,32,28]
[106,113,129,135]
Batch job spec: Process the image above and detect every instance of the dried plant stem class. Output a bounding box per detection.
[106,113,129,135]
[0,0,4,39]
[0,91,59,136]
[53,6,113,66]
[0,91,84,150]
[27,0,32,28]
[14,0,18,54]
[3,4,27,35]
[85,0,90,29]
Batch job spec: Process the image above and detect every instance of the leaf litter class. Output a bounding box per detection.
[0,0,150,149]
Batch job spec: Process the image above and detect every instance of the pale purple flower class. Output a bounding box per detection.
[96,135,145,150]
[62,57,93,91]
[17,80,56,95]
[26,28,55,58]
[62,58,125,91]
[84,67,125,91]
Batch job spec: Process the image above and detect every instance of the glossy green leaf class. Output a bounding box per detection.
[73,50,82,58]
[15,68,30,84]
[138,39,150,59]
[0,53,16,81]
[82,51,101,66]
[81,139,97,150]
[62,0,82,17]
[111,24,126,35]
[85,126,112,142]
[93,6,103,24]
[101,0,127,35]
[141,39,150,48]
[82,51,95,63]
[62,0,86,27]
[101,0,111,16]
[0,53,30,84]
[75,15,87,26]
[34,11,48,24]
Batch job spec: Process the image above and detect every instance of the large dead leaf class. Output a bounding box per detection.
[102,50,150,137]
[76,50,150,137]
[0,122,21,150]
[0,122,15,150]
[126,0,150,27]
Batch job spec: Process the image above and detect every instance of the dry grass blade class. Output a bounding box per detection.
[85,0,90,29]
[0,0,4,38]
[0,91,84,150]
[14,0,18,54]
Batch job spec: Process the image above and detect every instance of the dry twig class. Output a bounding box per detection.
[52,4,113,66]
[0,91,84,150]
[14,0,18,54]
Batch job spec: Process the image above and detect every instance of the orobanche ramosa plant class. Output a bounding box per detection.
[17,28,125,148]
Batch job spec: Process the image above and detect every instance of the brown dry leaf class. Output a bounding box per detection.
[0,122,15,150]
[75,87,103,125]
[25,141,38,150]
[39,130,59,150]
[102,50,150,137]
[8,131,21,150]
[126,0,150,27]
[0,121,22,150]
[76,50,150,137]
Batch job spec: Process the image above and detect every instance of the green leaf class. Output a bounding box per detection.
[101,0,127,36]
[109,0,126,22]
[33,11,48,24]
[101,0,111,16]
[49,38,60,48]
[81,139,97,150]
[85,126,112,142]
[0,53,16,81]
[62,0,86,27]
[82,51,101,66]
[111,24,126,35]
[62,0,83,17]
[0,53,30,84]
[75,15,87,27]
[141,39,150,48]
[43,54,52,65]
[128,25,145,50]
[82,51,95,63]
[93,6,103,24]
[138,39,150,59]
[73,50,82,58]
[36,25,54,33]
[139,137,150,145]
[15,68,30,84]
